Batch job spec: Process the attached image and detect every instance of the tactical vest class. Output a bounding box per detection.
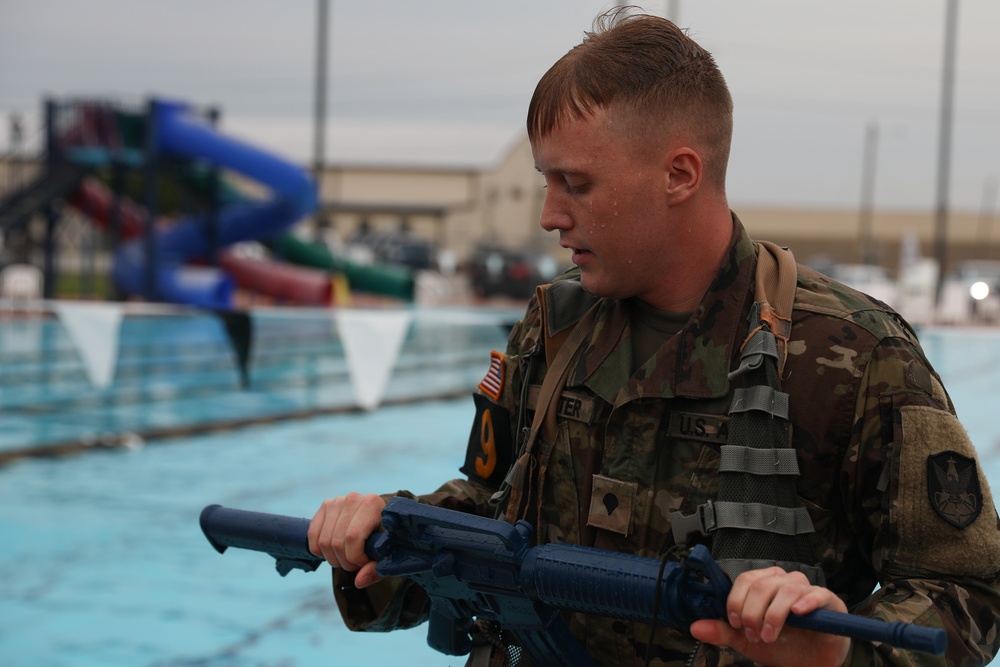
[495,241,824,584]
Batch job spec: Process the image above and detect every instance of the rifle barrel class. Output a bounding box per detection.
[787,609,947,656]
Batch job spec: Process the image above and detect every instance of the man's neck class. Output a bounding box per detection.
[641,205,734,312]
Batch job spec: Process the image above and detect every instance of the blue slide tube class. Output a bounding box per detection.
[113,99,317,308]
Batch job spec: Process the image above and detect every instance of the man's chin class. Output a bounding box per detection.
[578,274,614,299]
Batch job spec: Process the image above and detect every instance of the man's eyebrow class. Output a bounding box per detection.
[534,166,584,177]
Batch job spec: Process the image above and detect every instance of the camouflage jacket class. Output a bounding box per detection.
[333,217,1000,666]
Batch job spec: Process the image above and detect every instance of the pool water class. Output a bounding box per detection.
[1,399,471,667]
[1,322,999,666]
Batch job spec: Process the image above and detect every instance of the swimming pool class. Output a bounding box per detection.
[1,319,998,666]
[0,306,517,460]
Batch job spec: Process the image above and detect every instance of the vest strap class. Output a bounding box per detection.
[730,385,789,419]
[719,445,800,476]
[706,241,824,583]
[712,501,814,536]
[670,499,815,543]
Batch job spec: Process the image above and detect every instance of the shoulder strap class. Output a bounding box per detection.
[749,240,797,376]
[672,239,825,584]
[494,290,600,522]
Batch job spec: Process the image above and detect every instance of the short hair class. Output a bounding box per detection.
[527,8,734,188]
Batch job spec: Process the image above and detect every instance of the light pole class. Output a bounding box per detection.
[859,121,879,266]
[978,177,998,251]
[313,0,330,241]
[933,0,958,302]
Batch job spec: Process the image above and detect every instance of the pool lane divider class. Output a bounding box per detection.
[0,388,472,468]
[51,302,254,392]
[44,301,412,410]
[14,299,516,410]
[0,299,522,466]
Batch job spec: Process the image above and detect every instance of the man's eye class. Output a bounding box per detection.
[539,173,588,195]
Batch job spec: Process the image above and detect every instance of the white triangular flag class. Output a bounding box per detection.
[335,310,412,410]
[54,302,125,389]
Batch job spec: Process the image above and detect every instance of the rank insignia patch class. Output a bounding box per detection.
[478,350,505,400]
[927,451,982,529]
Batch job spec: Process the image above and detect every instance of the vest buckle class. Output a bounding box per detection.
[669,500,717,545]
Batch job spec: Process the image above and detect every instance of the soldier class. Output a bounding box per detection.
[308,9,1000,666]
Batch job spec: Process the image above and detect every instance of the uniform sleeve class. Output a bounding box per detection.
[847,337,1000,666]
[331,301,544,633]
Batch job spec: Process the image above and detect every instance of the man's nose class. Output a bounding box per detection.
[539,193,571,232]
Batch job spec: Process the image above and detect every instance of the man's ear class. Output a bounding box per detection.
[663,147,702,205]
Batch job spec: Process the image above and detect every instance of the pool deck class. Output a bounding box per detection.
[1,310,999,666]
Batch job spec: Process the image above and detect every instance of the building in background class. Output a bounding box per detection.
[2,121,997,313]
[308,129,996,276]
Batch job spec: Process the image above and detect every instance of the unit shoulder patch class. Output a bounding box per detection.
[895,404,1000,577]
[460,393,513,487]
[927,450,982,529]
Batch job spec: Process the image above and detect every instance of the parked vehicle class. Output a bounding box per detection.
[346,230,436,270]
[467,244,562,299]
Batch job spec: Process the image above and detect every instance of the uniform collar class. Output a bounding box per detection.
[570,213,757,404]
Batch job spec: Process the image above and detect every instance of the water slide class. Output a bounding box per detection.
[70,177,335,306]
[111,100,318,308]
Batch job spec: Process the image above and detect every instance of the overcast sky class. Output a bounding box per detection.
[1,1,998,214]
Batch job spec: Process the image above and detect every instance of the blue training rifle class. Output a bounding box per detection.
[199,496,946,666]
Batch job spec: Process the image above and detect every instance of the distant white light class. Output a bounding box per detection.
[970,281,990,301]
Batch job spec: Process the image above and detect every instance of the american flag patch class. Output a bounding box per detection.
[478,351,505,400]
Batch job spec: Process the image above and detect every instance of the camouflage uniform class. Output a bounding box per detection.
[333,216,1000,666]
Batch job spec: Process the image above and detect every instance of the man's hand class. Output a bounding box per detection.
[308,492,386,588]
[689,566,851,667]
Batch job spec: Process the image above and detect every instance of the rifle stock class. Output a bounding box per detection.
[200,498,946,664]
